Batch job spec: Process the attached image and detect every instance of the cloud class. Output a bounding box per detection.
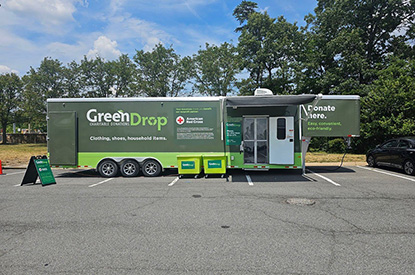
[4,0,85,26]
[106,15,174,52]
[0,65,19,74]
[87,36,122,60]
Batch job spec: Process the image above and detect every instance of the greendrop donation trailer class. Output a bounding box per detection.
[47,90,360,177]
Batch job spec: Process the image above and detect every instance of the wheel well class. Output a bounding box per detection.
[97,158,119,170]
[141,158,162,167]
[121,158,139,165]
[403,158,414,165]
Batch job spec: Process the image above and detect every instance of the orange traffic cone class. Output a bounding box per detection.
[0,160,2,175]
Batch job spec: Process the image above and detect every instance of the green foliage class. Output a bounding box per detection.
[22,57,67,125]
[192,42,241,96]
[233,1,258,32]
[328,138,346,153]
[298,0,415,95]
[0,73,22,143]
[236,10,303,94]
[360,58,415,149]
[133,44,192,97]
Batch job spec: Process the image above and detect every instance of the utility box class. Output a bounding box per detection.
[177,156,202,176]
[203,156,226,175]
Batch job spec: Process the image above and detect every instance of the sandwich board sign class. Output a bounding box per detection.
[21,156,56,186]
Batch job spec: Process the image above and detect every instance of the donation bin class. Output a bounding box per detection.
[203,155,227,177]
[177,155,202,177]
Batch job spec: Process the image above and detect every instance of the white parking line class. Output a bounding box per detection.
[245,174,254,186]
[168,177,180,187]
[357,166,415,182]
[88,178,113,187]
[306,169,341,186]
[2,171,25,176]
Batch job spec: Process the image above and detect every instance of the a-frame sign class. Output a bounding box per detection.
[21,156,56,186]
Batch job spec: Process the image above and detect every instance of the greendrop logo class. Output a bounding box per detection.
[86,109,168,131]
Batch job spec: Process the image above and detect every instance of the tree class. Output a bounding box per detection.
[64,60,82,98]
[302,0,415,95]
[111,54,136,97]
[22,57,67,126]
[233,0,258,32]
[360,58,415,150]
[79,56,117,98]
[0,73,22,144]
[192,42,241,96]
[236,10,303,94]
[133,44,192,97]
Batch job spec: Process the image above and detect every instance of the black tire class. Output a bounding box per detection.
[120,160,140,177]
[403,160,415,176]
[367,155,377,167]
[98,160,119,178]
[142,159,162,177]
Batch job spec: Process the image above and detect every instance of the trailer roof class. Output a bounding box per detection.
[226,95,317,107]
[47,95,359,105]
[47,97,223,103]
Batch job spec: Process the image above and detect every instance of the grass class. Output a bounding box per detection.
[0,143,366,166]
[0,143,47,167]
[306,152,366,163]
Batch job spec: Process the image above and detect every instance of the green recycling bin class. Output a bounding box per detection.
[177,156,202,175]
[203,155,227,175]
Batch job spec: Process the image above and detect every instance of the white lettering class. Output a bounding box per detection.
[86,109,97,122]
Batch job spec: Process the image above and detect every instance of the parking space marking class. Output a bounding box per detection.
[2,171,25,176]
[357,166,415,182]
[88,178,113,187]
[168,177,180,187]
[245,174,254,186]
[306,169,341,186]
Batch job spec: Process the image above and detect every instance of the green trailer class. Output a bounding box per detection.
[47,90,360,177]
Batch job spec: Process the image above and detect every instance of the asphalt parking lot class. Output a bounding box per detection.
[1,166,415,274]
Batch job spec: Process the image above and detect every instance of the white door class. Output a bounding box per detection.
[269,117,294,164]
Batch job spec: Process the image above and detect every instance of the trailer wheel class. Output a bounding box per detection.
[98,160,119,178]
[142,159,161,177]
[120,160,140,177]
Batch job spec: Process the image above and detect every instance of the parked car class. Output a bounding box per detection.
[366,137,415,175]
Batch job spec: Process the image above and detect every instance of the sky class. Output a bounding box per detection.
[0,0,317,76]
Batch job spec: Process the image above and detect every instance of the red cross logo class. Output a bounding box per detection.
[176,116,185,125]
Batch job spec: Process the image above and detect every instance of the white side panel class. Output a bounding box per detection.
[269,117,294,164]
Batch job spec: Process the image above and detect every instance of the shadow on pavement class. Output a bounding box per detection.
[229,169,312,183]
[306,166,356,174]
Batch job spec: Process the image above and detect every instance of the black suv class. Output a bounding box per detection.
[366,137,415,175]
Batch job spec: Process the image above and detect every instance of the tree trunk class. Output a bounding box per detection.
[1,123,7,144]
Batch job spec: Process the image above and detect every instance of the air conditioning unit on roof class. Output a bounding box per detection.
[254,88,273,96]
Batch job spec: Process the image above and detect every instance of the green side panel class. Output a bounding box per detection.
[302,99,360,137]
[227,152,303,169]
[48,112,77,166]
[77,152,219,169]
[48,100,223,153]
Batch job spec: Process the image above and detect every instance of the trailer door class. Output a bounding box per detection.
[48,111,77,166]
[242,117,268,164]
[269,117,294,164]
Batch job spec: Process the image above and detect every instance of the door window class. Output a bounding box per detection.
[277,118,286,140]
[398,140,410,149]
[382,140,398,148]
